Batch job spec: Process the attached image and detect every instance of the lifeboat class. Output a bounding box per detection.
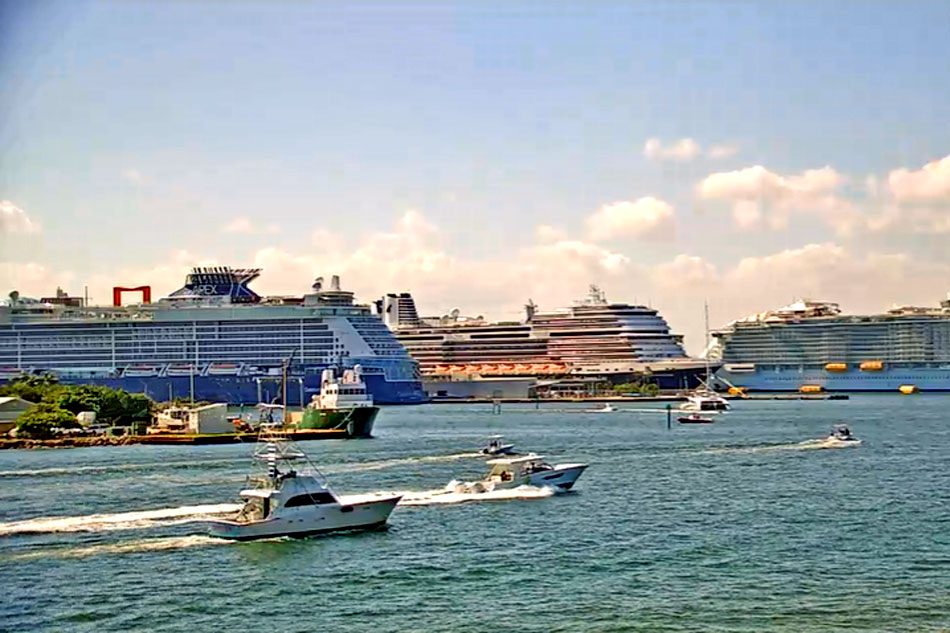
[208,363,242,376]
[499,364,516,373]
[859,360,884,371]
[166,363,199,377]
[727,386,747,396]
[448,365,465,373]
[480,365,499,373]
[434,365,451,373]
[899,385,919,395]
[547,364,566,372]
[799,385,824,393]
[825,363,847,372]
[514,364,532,373]
[464,365,481,373]
[530,364,550,373]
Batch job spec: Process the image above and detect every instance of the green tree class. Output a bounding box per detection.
[0,373,61,404]
[15,403,79,439]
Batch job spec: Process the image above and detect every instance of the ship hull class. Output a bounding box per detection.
[6,373,427,405]
[716,366,950,392]
[299,406,379,438]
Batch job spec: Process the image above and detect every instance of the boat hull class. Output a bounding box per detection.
[8,372,427,405]
[522,464,588,490]
[299,406,379,438]
[207,495,401,541]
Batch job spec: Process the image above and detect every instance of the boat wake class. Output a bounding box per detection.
[0,503,241,537]
[0,457,242,479]
[395,482,555,506]
[698,438,861,455]
[7,535,233,561]
[326,452,482,474]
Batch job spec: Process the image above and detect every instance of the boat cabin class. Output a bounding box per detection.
[235,473,339,523]
[311,366,374,410]
[485,455,553,483]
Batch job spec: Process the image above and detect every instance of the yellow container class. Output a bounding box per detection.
[799,385,824,393]
[859,360,884,371]
[899,385,918,394]
[728,386,747,395]
[825,363,847,372]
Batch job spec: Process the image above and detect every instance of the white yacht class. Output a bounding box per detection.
[207,425,401,540]
[681,390,730,412]
[480,435,517,456]
[592,403,617,413]
[454,454,588,493]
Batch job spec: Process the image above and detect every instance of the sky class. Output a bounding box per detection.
[2,1,950,354]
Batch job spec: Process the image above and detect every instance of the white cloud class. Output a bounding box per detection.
[888,154,950,202]
[707,145,739,159]
[121,169,146,185]
[586,197,675,241]
[697,165,860,234]
[221,217,281,234]
[652,254,719,289]
[0,201,41,235]
[643,137,702,162]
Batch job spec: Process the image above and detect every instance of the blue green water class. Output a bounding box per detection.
[1,397,948,632]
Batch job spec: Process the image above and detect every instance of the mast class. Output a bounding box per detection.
[704,300,712,388]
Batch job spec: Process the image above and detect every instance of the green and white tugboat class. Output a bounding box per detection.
[298,366,380,438]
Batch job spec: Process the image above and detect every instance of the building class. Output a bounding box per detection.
[151,402,233,434]
[0,396,35,434]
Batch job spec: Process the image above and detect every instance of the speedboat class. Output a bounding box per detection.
[454,454,588,493]
[825,424,861,445]
[590,403,617,413]
[480,435,517,456]
[678,414,714,424]
[681,390,730,412]
[207,425,401,541]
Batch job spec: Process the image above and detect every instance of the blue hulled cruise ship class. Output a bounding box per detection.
[711,297,950,392]
[0,268,426,405]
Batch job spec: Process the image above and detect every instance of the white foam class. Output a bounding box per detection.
[9,535,233,561]
[325,452,482,474]
[394,483,555,506]
[0,503,241,537]
[699,438,862,456]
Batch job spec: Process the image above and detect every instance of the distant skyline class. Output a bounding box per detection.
[3,1,950,353]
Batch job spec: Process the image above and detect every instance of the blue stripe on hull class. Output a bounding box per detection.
[716,368,950,392]
[23,374,427,405]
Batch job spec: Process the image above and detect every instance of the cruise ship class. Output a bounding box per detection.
[377,286,711,390]
[711,297,950,392]
[0,268,426,405]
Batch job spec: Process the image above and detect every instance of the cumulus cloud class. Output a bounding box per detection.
[643,137,702,162]
[652,254,719,289]
[697,165,860,233]
[888,154,950,202]
[221,217,281,234]
[535,224,568,243]
[0,201,41,235]
[586,197,675,241]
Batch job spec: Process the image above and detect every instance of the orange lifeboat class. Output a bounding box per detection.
[434,365,451,373]
[448,365,465,373]
[499,364,516,373]
[514,364,531,373]
[480,365,499,373]
[825,363,847,372]
[799,385,824,393]
[859,360,884,371]
[464,365,480,373]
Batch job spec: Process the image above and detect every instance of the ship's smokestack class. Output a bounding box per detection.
[331,275,340,291]
[313,277,323,292]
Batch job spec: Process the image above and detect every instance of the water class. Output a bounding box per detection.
[1,396,948,632]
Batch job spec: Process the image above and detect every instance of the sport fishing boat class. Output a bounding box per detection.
[206,425,401,540]
[825,424,861,445]
[298,367,379,438]
[480,435,517,456]
[453,454,588,493]
[678,413,715,424]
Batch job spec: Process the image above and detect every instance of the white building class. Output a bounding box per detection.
[152,403,232,434]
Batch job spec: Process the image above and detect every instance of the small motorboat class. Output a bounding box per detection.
[590,403,617,413]
[206,424,401,540]
[825,424,861,445]
[480,435,517,456]
[678,414,714,424]
[453,454,588,493]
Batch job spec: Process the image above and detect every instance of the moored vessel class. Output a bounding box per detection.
[298,367,379,438]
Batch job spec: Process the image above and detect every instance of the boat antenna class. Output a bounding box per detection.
[282,347,298,417]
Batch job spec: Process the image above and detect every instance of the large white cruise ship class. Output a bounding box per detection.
[0,268,425,404]
[377,286,711,390]
[711,297,950,392]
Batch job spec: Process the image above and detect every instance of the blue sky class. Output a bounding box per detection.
[3,1,950,352]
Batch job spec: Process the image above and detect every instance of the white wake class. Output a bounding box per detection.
[0,503,241,537]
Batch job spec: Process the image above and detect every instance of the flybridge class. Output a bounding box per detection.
[164,267,263,304]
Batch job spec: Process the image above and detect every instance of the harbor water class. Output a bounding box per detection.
[1,396,948,632]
